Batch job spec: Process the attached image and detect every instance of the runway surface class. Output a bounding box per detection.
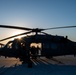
[0,55,76,75]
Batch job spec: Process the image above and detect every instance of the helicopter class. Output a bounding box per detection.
[0,25,76,68]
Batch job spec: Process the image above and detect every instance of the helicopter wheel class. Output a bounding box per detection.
[46,56,53,59]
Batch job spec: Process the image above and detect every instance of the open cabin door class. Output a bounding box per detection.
[30,43,42,56]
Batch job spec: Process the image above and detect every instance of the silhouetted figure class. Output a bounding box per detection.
[30,46,37,59]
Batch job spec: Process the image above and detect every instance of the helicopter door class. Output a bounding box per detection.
[41,43,50,55]
[30,43,42,55]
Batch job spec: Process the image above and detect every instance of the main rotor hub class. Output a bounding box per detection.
[32,28,42,33]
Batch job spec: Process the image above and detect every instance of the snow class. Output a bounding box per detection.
[0,56,76,75]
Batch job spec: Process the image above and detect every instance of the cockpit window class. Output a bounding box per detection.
[5,41,13,49]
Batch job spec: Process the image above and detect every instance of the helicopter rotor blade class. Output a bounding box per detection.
[0,25,76,34]
[0,43,4,45]
[29,25,76,32]
[0,25,32,31]
[0,31,32,42]
[43,25,76,31]
[40,32,49,35]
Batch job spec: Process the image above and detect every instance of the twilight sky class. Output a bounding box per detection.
[0,0,76,43]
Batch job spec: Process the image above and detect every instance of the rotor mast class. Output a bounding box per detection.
[32,28,42,35]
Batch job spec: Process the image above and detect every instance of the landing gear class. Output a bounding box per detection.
[27,60,32,68]
[21,58,33,68]
[46,56,53,59]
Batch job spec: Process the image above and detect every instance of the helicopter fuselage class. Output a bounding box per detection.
[0,34,76,60]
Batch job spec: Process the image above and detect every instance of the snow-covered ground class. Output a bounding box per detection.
[0,55,76,75]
